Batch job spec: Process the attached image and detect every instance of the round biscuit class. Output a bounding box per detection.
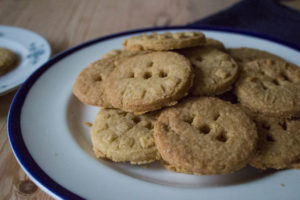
[178,46,239,96]
[249,114,300,170]
[154,97,258,175]
[0,47,17,75]
[91,109,160,164]
[123,32,205,51]
[73,49,144,107]
[227,47,284,64]
[235,59,300,118]
[105,51,194,113]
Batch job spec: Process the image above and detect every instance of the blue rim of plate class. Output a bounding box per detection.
[7,25,300,199]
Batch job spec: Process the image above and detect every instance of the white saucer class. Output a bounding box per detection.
[0,25,51,95]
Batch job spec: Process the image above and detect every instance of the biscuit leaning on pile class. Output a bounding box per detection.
[73,31,300,175]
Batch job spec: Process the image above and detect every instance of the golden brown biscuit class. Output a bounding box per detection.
[73,49,144,107]
[91,109,160,164]
[0,47,17,75]
[248,114,300,170]
[105,51,194,114]
[235,59,300,118]
[123,32,205,51]
[178,46,239,96]
[154,97,258,175]
[227,47,284,64]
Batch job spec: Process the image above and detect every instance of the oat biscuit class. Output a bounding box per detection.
[248,114,300,170]
[105,51,194,113]
[235,59,300,118]
[178,46,239,96]
[0,47,17,75]
[73,50,143,107]
[227,47,283,64]
[154,97,257,175]
[91,109,160,164]
[205,38,225,51]
[123,32,205,51]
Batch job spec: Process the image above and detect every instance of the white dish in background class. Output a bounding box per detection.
[8,27,300,200]
[0,25,51,95]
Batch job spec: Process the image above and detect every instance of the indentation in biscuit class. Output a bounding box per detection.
[141,90,147,98]
[147,61,154,67]
[144,122,154,129]
[216,130,227,142]
[281,72,291,82]
[128,72,135,78]
[266,134,275,142]
[132,116,141,124]
[262,123,270,130]
[221,60,233,67]
[103,113,111,119]
[160,85,166,92]
[199,124,211,134]
[215,69,231,79]
[260,70,265,75]
[103,133,117,144]
[279,121,287,131]
[165,77,181,88]
[213,113,220,121]
[139,135,155,148]
[143,72,152,79]
[159,71,168,78]
[266,59,274,65]
[141,90,147,99]
[183,116,194,124]
[272,79,280,86]
[95,76,102,81]
[162,124,170,132]
[120,112,127,117]
[119,137,135,148]
[261,82,268,90]
[249,77,258,82]
[97,123,108,131]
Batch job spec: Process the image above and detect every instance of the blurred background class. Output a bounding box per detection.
[0,0,300,199]
[0,0,241,55]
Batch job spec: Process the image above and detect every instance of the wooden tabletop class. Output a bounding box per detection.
[0,0,299,199]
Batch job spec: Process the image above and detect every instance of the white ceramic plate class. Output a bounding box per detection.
[0,25,51,95]
[8,27,300,200]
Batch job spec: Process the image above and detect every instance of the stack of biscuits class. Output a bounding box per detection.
[73,32,300,175]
